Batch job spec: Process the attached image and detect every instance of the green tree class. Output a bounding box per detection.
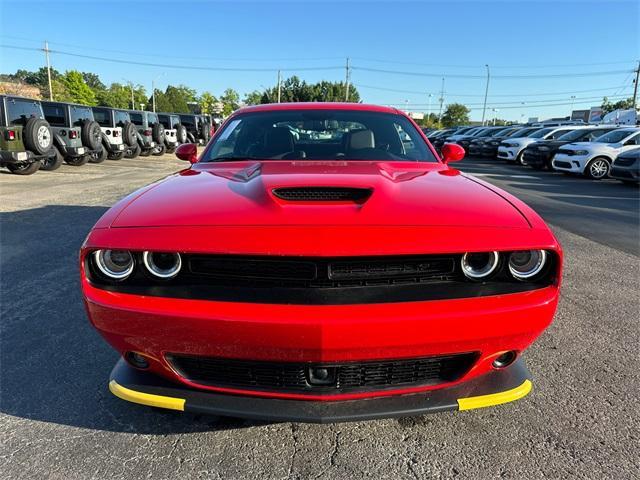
[220,88,240,116]
[199,91,219,114]
[61,70,97,105]
[441,103,470,127]
[601,96,634,114]
[418,113,441,129]
[82,72,106,91]
[153,84,197,112]
[243,90,267,105]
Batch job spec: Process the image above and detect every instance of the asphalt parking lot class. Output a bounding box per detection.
[1,155,638,479]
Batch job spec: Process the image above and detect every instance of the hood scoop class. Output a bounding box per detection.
[272,187,373,203]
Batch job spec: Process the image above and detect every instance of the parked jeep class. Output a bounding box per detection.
[112,110,141,158]
[178,113,210,144]
[158,113,186,153]
[41,101,102,168]
[128,110,165,156]
[91,107,129,160]
[0,95,53,175]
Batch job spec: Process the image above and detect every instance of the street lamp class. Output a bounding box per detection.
[152,72,166,113]
[427,93,433,120]
[492,108,499,126]
[570,95,576,118]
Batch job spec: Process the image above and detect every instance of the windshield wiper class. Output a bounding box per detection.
[207,156,264,162]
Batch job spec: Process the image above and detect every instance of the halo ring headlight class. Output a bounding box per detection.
[143,251,182,279]
[508,250,547,280]
[93,249,134,280]
[461,251,499,280]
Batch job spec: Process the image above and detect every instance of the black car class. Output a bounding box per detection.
[454,127,504,154]
[479,127,525,157]
[522,126,618,170]
[430,126,475,149]
[610,147,640,184]
[178,114,210,144]
[467,126,517,156]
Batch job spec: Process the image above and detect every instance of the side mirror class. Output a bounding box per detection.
[175,143,198,164]
[441,143,465,163]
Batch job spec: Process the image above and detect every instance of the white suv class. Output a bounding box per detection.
[497,126,585,165]
[551,127,640,179]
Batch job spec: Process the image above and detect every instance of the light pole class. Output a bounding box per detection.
[152,72,165,113]
[570,95,576,118]
[122,78,135,109]
[481,64,490,126]
[492,108,499,126]
[427,93,433,121]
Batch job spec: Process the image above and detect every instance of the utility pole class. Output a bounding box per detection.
[152,80,156,112]
[345,57,351,102]
[632,60,639,110]
[438,77,445,124]
[130,84,134,109]
[570,95,576,118]
[43,41,53,100]
[277,70,282,103]
[427,93,433,120]
[481,64,490,126]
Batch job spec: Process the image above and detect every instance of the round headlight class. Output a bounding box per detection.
[143,251,182,279]
[461,251,499,280]
[93,249,134,280]
[508,250,547,280]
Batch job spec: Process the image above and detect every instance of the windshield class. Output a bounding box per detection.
[529,127,555,139]
[158,114,171,129]
[179,115,196,127]
[147,113,159,125]
[114,110,130,126]
[203,110,438,162]
[594,129,638,143]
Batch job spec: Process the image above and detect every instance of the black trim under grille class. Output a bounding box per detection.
[166,353,479,394]
[272,187,372,202]
[554,161,572,169]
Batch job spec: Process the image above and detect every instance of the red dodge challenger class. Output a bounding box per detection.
[81,103,562,423]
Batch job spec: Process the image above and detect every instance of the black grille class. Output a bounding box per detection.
[554,161,572,169]
[167,353,478,394]
[272,187,372,202]
[189,255,456,288]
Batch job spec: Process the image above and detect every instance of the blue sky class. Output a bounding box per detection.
[1,0,638,121]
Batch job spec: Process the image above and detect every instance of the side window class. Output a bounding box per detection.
[129,113,143,126]
[114,111,129,127]
[625,134,640,146]
[549,129,569,140]
[42,104,67,127]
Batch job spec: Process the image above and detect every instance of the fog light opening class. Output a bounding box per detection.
[492,351,517,369]
[125,351,150,369]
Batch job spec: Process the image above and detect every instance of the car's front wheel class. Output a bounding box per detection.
[585,157,610,180]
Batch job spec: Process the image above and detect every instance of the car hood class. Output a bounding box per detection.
[561,141,617,151]
[110,161,530,228]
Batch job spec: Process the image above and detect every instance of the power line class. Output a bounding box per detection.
[354,83,632,98]
[353,65,634,79]
[0,44,344,72]
[351,56,637,69]
[387,93,629,108]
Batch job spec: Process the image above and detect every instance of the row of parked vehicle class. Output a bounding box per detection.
[425,122,640,183]
[0,94,216,175]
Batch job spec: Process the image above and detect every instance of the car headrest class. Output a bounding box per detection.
[263,127,294,155]
[347,129,375,150]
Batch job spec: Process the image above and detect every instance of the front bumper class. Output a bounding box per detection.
[468,143,484,156]
[497,146,519,161]
[109,356,533,423]
[610,164,639,182]
[522,149,553,168]
[551,153,589,173]
[481,144,500,157]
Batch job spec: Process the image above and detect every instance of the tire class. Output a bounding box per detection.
[65,154,90,166]
[23,118,53,155]
[108,151,125,160]
[187,132,196,144]
[81,120,102,150]
[515,151,525,166]
[199,122,209,142]
[175,124,187,144]
[90,147,107,164]
[153,143,166,156]
[122,122,137,146]
[40,148,63,171]
[6,161,40,175]
[152,123,165,144]
[139,148,151,157]
[585,157,610,180]
[125,143,141,159]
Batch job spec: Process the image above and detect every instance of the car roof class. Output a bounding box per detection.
[235,102,402,115]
